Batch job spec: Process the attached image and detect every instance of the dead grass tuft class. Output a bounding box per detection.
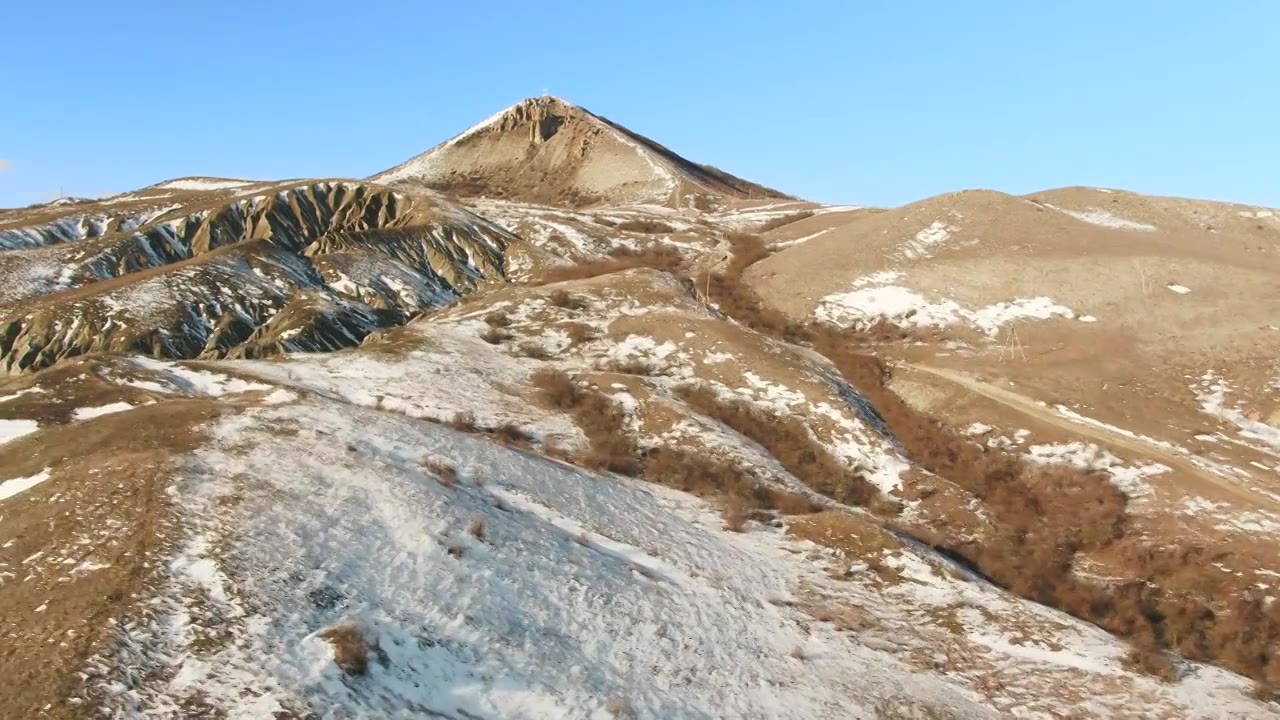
[422,454,457,487]
[318,622,370,676]
[467,518,486,540]
[548,289,587,310]
[531,368,581,409]
[480,327,512,344]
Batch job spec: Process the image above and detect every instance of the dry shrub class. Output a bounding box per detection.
[514,341,554,359]
[318,622,369,676]
[422,454,457,486]
[563,322,598,346]
[571,391,642,475]
[481,327,511,344]
[676,385,879,507]
[548,289,587,309]
[531,368,581,409]
[447,410,478,432]
[614,218,676,234]
[446,544,465,558]
[467,518,486,540]
[1124,639,1178,682]
[492,422,536,449]
[484,312,512,328]
[604,358,661,376]
[534,246,684,284]
[723,495,750,532]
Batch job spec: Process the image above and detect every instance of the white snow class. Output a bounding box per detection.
[129,358,272,397]
[891,221,958,261]
[85,390,1272,719]
[72,402,135,421]
[154,178,255,191]
[1167,284,1192,295]
[1196,373,1280,456]
[0,418,40,446]
[816,285,1075,337]
[1049,206,1157,232]
[0,469,52,502]
[1025,441,1169,498]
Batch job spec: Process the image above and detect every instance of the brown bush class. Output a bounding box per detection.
[614,218,676,234]
[467,518,486,540]
[514,341,554,359]
[447,411,478,431]
[318,622,369,676]
[422,454,457,486]
[531,368,581,410]
[1124,640,1179,682]
[563,322,599,346]
[484,312,512,328]
[481,327,512,344]
[548,289,587,309]
[723,495,750,532]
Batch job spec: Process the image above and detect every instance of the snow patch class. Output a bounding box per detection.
[1050,206,1157,232]
[72,402,135,421]
[0,418,40,446]
[1167,284,1192,295]
[0,469,52,502]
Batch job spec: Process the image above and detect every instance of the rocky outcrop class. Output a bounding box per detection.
[0,182,516,374]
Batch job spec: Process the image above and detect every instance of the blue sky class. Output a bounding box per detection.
[2,1,1276,209]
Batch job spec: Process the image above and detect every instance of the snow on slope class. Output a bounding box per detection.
[98,396,991,719]
[153,178,256,191]
[816,283,1081,337]
[84,389,1272,718]
[1047,205,1157,232]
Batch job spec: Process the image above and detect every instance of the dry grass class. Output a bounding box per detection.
[467,518,486,540]
[484,312,512,328]
[531,368,581,410]
[548,289,587,310]
[480,327,512,344]
[318,622,369,676]
[514,341,554,359]
[422,454,457,486]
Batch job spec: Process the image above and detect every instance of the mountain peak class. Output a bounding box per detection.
[371,98,790,208]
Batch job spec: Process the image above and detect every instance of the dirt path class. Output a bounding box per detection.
[903,363,1280,512]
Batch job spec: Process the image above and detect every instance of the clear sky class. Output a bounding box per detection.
[2,1,1276,209]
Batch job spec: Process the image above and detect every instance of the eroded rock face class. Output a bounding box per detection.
[0,182,515,374]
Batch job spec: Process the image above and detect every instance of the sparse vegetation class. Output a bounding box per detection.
[467,518,486,540]
[676,385,880,508]
[548,289,587,309]
[534,246,683,284]
[613,218,676,234]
